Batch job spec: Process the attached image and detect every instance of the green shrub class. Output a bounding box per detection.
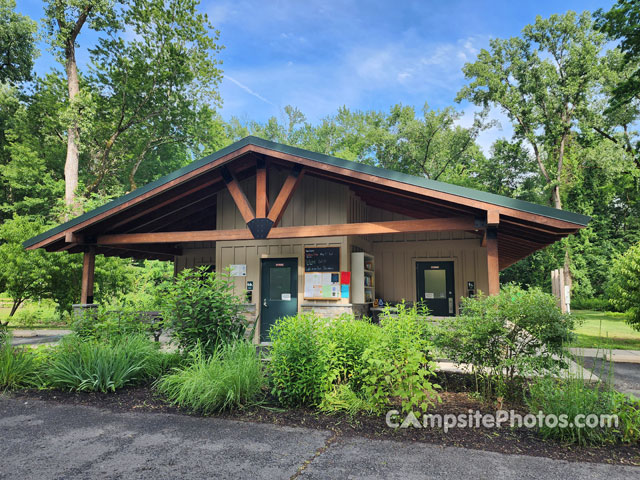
[44,335,166,392]
[0,337,38,389]
[268,313,330,407]
[160,267,247,355]
[72,303,150,342]
[435,284,574,398]
[571,296,613,312]
[269,306,439,415]
[611,392,640,444]
[360,303,439,414]
[608,243,640,330]
[156,341,264,413]
[325,315,380,390]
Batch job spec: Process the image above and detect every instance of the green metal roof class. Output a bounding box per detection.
[23,135,590,248]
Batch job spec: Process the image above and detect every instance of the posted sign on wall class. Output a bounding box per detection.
[303,247,341,299]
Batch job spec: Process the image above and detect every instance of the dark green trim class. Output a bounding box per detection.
[23,136,590,248]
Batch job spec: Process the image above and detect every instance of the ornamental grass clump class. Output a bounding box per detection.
[526,371,640,446]
[156,340,264,413]
[44,334,165,392]
[0,335,38,390]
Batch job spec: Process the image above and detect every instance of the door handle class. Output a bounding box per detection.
[263,299,268,308]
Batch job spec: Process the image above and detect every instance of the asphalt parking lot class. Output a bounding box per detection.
[1,396,638,480]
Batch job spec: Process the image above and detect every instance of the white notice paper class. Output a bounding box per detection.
[230,264,246,276]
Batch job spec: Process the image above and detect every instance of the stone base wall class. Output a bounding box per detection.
[240,304,258,340]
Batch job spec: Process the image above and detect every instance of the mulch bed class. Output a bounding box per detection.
[10,372,640,467]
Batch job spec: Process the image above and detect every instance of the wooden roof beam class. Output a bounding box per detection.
[96,217,476,245]
[267,164,304,227]
[222,166,255,224]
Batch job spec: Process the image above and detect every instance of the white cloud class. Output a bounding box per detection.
[345,35,490,95]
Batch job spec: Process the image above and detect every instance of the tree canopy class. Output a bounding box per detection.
[1,4,640,324]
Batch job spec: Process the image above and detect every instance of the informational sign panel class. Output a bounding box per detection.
[302,247,341,299]
[230,264,246,277]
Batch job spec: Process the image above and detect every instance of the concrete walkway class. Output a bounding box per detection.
[0,396,637,480]
[569,348,640,364]
[9,329,72,346]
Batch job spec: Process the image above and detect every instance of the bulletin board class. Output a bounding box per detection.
[303,247,341,300]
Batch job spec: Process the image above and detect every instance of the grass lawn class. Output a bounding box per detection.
[570,309,640,350]
[0,297,67,328]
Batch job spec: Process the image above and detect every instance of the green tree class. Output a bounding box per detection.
[595,0,640,112]
[83,0,224,192]
[608,242,640,330]
[0,216,55,316]
[43,0,224,208]
[0,215,134,315]
[473,139,543,201]
[457,11,608,289]
[0,0,37,84]
[457,11,605,210]
[365,103,489,184]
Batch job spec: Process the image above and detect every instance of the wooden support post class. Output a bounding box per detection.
[487,210,500,226]
[81,246,96,304]
[486,227,499,296]
[256,157,268,218]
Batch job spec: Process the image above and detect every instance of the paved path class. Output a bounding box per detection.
[0,396,637,480]
[569,348,640,364]
[9,329,72,346]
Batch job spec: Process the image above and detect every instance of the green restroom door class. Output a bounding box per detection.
[260,258,298,341]
[416,261,455,316]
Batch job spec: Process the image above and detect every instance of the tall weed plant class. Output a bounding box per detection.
[527,357,640,446]
[361,303,439,414]
[269,305,439,415]
[268,313,331,407]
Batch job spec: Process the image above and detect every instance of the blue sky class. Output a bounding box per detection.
[17,0,614,151]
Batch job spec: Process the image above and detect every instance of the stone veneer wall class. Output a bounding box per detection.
[300,303,370,319]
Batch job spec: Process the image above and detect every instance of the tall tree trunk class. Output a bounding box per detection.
[57,4,92,217]
[64,40,80,215]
